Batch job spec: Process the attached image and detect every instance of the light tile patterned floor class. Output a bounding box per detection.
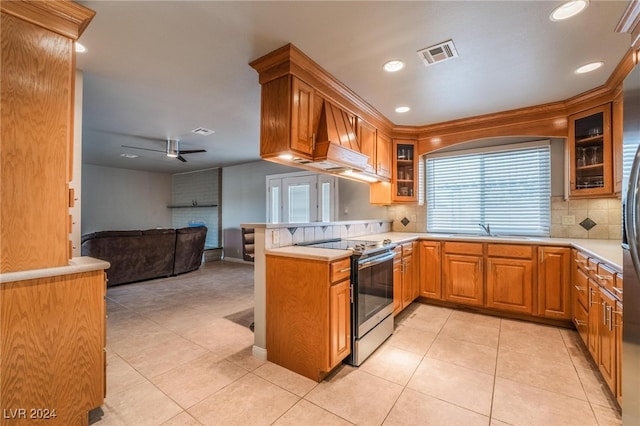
[99,261,621,426]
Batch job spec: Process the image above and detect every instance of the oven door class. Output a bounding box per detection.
[354,250,395,338]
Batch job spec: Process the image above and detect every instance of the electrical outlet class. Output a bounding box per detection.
[271,230,280,245]
[562,215,575,225]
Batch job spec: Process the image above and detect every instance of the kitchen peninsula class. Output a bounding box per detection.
[248,220,622,384]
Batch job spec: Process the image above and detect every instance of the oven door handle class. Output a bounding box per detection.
[358,251,396,270]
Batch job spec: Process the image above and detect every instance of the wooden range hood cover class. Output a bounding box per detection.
[311,101,369,172]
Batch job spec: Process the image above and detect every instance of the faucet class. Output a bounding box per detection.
[479,223,491,236]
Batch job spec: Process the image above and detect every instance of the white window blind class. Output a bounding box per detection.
[426,141,551,236]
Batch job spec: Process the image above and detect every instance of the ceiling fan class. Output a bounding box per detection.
[121,137,206,162]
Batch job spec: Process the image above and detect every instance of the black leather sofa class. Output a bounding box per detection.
[81,226,207,287]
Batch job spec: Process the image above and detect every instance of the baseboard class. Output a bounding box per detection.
[252,345,267,361]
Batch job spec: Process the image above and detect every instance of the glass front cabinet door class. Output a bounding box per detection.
[393,139,418,202]
[568,104,613,198]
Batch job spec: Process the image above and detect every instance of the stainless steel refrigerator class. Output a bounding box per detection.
[623,62,640,425]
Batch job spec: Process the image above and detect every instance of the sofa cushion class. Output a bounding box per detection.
[173,226,207,275]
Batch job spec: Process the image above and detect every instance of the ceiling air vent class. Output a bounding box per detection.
[417,39,458,67]
[191,127,215,136]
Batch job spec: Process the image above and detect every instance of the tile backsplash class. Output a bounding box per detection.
[388,197,622,240]
[551,196,621,240]
[264,220,392,249]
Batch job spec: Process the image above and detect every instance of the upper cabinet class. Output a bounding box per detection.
[568,104,613,198]
[393,139,418,202]
[258,75,321,160]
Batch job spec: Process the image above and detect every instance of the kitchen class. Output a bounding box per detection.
[3,0,640,424]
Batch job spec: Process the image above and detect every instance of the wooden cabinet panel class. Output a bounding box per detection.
[357,118,376,174]
[330,257,351,283]
[392,139,418,202]
[487,244,533,259]
[329,279,351,368]
[574,267,589,309]
[443,253,484,306]
[1,13,74,272]
[598,288,617,393]
[377,132,392,179]
[444,241,484,256]
[1,270,106,425]
[419,241,442,299]
[290,77,315,155]
[573,296,589,345]
[486,257,533,314]
[266,255,351,381]
[537,246,571,319]
[402,253,415,307]
[393,257,403,315]
[568,104,614,198]
[615,301,622,405]
[588,280,600,361]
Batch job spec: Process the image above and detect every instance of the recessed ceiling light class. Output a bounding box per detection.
[575,61,604,74]
[550,0,589,22]
[395,106,410,113]
[383,60,405,72]
[120,153,139,159]
[75,42,86,53]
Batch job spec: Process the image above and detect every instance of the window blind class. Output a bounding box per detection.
[426,142,551,236]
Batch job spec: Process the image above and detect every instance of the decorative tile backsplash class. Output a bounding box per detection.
[551,196,621,240]
[389,196,621,240]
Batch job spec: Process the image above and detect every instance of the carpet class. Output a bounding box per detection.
[225,307,254,332]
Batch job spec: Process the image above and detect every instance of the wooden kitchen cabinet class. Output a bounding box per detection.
[357,119,392,180]
[392,139,418,202]
[419,241,442,299]
[568,104,614,198]
[1,1,94,272]
[443,242,484,307]
[329,278,351,367]
[266,254,351,381]
[393,242,417,315]
[598,287,617,394]
[616,300,623,405]
[486,244,534,314]
[258,75,321,160]
[537,246,571,319]
[588,279,601,361]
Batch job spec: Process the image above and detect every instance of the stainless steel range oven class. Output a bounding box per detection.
[297,238,396,366]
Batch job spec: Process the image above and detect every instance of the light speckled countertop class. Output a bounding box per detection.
[0,256,111,284]
[266,232,623,271]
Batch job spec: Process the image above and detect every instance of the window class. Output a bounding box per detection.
[266,172,338,223]
[426,141,551,236]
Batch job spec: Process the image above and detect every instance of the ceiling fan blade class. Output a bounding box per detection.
[179,149,207,154]
[177,155,187,162]
[101,130,169,143]
[121,144,165,153]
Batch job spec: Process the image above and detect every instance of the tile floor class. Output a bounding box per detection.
[99,261,621,426]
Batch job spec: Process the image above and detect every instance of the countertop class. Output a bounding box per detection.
[266,232,623,271]
[0,256,111,284]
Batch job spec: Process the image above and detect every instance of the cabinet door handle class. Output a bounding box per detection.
[595,274,613,281]
[613,286,623,295]
[574,285,585,292]
[575,319,587,326]
[575,259,587,265]
[339,268,350,273]
[589,289,597,306]
[602,301,608,326]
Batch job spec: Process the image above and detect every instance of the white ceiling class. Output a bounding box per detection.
[77,0,633,174]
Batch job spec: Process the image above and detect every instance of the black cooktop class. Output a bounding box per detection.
[296,238,394,255]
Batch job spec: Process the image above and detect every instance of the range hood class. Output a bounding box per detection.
[308,101,369,172]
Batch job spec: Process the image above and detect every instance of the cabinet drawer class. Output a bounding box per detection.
[487,244,532,259]
[573,298,588,346]
[614,273,623,301]
[574,251,589,272]
[587,258,599,278]
[401,242,414,257]
[330,258,351,283]
[574,267,589,309]
[444,241,483,255]
[595,264,616,293]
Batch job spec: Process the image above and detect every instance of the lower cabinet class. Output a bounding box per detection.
[329,279,351,367]
[571,249,622,404]
[419,241,442,299]
[486,244,534,314]
[266,254,351,381]
[443,242,484,307]
[537,247,572,319]
[394,242,417,315]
